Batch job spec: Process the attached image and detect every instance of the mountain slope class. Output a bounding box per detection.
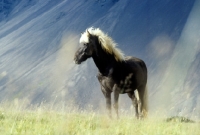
[0,0,199,119]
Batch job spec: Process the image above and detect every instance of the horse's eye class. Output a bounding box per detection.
[84,43,88,46]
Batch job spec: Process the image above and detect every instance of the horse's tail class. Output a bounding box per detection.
[142,86,148,118]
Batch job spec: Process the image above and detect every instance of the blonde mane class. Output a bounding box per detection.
[80,27,125,62]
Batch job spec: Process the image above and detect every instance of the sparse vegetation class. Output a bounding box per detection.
[0,105,199,135]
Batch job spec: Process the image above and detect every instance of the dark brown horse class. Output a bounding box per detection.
[74,27,148,119]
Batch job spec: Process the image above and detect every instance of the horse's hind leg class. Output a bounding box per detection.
[134,90,142,119]
[128,92,140,119]
[137,85,148,118]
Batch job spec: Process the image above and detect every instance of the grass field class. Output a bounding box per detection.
[0,105,199,135]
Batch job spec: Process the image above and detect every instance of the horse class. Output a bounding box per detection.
[74,27,148,119]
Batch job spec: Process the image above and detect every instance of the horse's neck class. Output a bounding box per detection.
[92,50,117,76]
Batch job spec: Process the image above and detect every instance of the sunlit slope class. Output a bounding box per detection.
[0,0,199,119]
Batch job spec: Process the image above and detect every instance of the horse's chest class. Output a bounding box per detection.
[97,75,115,91]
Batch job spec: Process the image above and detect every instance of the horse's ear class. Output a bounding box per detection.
[87,29,91,37]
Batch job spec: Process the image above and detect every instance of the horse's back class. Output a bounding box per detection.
[125,56,147,71]
[124,56,147,85]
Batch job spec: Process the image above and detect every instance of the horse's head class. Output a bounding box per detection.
[74,27,125,64]
[74,29,97,64]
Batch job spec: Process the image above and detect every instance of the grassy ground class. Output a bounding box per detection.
[0,106,199,135]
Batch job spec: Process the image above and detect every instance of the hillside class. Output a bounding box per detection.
[0,0,199,120]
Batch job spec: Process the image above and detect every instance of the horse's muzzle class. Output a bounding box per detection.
[74,59,81,64]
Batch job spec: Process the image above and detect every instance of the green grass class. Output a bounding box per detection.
[0,107,199,135]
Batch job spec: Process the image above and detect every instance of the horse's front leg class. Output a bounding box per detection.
[101,86,112,119]
[113,84,120,119]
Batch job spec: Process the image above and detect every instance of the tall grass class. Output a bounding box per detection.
[0,104,199,135]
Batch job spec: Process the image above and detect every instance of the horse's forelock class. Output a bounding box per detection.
[79,31,89,44]
[79,27,94,44]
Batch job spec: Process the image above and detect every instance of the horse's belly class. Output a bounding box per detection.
[97,73,139,94]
